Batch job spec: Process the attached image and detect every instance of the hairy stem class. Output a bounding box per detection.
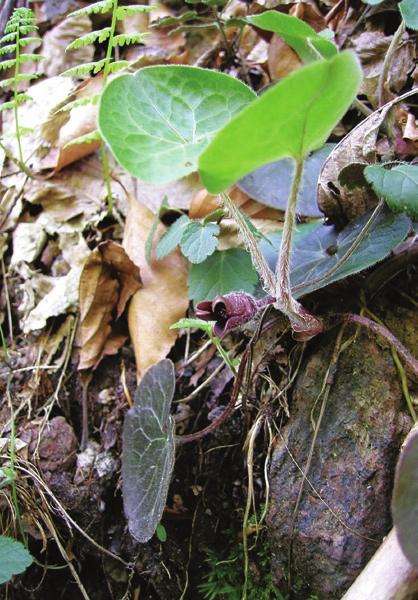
[275,158,322,338]
[220,191,276,295]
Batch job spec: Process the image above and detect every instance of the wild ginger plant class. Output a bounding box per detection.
[0,7,42,166]
[62,0,153,213]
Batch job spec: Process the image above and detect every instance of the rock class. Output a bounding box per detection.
[268,323,414,599]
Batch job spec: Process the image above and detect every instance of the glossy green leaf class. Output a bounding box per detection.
[365,164,418,219]
[260,207,411,297]
[188,249,258,302]
[392,426,418,568]
[0,536,33,584]
[238,144,334,217]
[199,51,362,193]
[99,65,256,184]
[246,12,337,63]
[156,215,191,260]
[399,0,418,29]
[122,359,176,543]
[180,221,220,263]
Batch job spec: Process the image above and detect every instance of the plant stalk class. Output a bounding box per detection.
[275,158,322,339]
[13,22,23,164]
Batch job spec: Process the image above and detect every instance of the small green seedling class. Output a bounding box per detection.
[99,52,362,338]
[0,7,42,165]
[0,536,33,585]
[62,0,153,212]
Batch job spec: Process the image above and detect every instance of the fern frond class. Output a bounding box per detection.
[57,95,97,113]
[116,5,154,20]
[17,25,37,35]
[66,27,111,52]
[108,60,130,73]
[0,32,17,44]
[19,54,42,63]
[18,37,41,47]
[0,93,31,111]
[62,59,106,77]
[67,0,113,18]
[0,59,16,71]
[0,44,16,55]
[63,129,102,148]
[112,32,148,47]
[0,73,38,89]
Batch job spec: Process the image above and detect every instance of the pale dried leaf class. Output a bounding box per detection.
[78,241,142,370]
[123,194,189,377]
[39,14,94,77]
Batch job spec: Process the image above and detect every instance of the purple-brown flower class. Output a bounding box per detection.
[195,292,259,337]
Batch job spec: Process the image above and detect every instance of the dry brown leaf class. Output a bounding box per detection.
[268,35,301,80]
[134,172,202,214]
[189,186,283,221]
[123,194,189,378]
[39,13,94,77]
[78,241,141,370]
[318,90,418,223]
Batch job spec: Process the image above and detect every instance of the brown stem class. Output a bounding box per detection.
[341,313,418,377]
[176,350,248,445]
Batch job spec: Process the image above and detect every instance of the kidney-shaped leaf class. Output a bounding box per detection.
[199,51,362,194]
[122,359,176,543]
[392,425,418,568]
[365,164,418,219]
[246,11,337,63]
[0,536,33,584]
[260,207,411,297]
[99,65,256,184]
[237,144,334,217]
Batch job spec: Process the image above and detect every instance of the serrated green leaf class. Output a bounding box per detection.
[156,215,191,259]
[180,221,220,263]
[238,144,334,217]
[112,32,148,47]
[170,317,215,334]
[188,249,258,302]
[399,0,418,28]
[199,51,362,194]
[115,5,154,19]
[392,426,418,568]
[122,359,176,543]
[0,59,16,70]
[63,130,102,148]
[66,27,111,51]
[18,37,41,47]
[0,44,16,55]
[260,207,411,297]
[99,65,256,184]
[0,32,17,44]
[0,536,33,584]
[62,59,106,77]
[108,60,130,73]
[67,0,113,18]
[19,54,42,63]
[0,100,17,111]
[14,26,37,35]
[246,11,337,63]
[58,96,95,113]
[365,164,418,219]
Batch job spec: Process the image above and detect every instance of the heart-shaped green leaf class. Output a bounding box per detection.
[199,51,362,193]
[188,249,258,302]
[246,11,337,63]
[122,359,176,543]
[365,164,418,219]
[0,536,33,584]
[237,144,334,217]
[399,0,418,30]
[392,426,418,568]
[260,207,411,297]
[180,221,220,263]
[99,65,256,184]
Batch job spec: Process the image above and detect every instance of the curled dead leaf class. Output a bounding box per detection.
[123,194,189,378]
[78,241,141,370]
